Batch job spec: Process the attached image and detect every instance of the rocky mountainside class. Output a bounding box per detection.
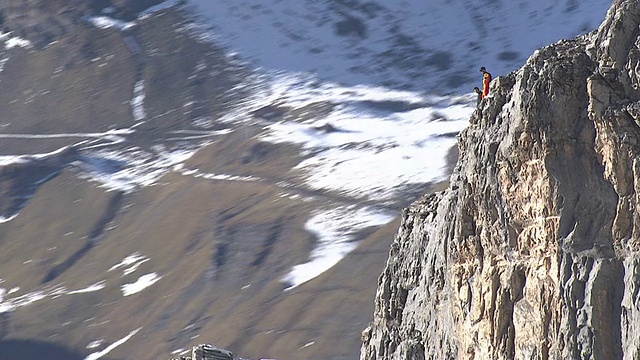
[361,0,640,359]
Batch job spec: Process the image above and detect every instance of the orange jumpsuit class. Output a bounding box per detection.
[482,71,492,99]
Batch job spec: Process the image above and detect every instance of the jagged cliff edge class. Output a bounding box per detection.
[361,1,640,359]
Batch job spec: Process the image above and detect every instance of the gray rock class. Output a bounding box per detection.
[361,1,640,359]
[169,344,233,360]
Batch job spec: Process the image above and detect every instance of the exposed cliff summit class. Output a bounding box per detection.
[361,0,640,359]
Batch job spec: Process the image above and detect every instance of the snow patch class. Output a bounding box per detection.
[0,288,7,313]
[121,273,161,296]
[87,16,135,31]
[0,214,18,224]
[0,58,9,73]
[0,288,48,313]
[77,147,198,192]
[0,33,32,50]
[87,339,104,350]
[109,253,150,276]
[131,80,146,122]
[68,281,106,294]
[0,144,75,166]
[283,206,395,289]
[84,328,141,360]
[174,164,260,182]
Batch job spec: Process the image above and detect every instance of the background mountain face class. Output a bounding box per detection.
[0,0,612,359]
[185,0,612,93]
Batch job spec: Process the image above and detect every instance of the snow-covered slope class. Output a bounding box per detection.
[185,0,613,93]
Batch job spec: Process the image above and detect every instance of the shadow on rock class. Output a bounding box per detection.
[0,339,103,360]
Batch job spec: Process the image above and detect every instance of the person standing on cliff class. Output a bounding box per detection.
[473,86,482,107]
[480,66,492,98]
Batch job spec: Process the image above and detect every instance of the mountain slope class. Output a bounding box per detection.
[0,0,615,359]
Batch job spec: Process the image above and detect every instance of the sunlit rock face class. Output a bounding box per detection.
[361,1,640,359]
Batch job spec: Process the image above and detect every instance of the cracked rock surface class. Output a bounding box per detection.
[361,1,640,359]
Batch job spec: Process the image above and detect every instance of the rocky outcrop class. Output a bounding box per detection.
[169,344,233,360]
[361,1,640,359]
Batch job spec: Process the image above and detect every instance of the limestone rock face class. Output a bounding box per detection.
[361,1,640,359]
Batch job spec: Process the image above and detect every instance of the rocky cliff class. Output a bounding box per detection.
[361,0,640,359]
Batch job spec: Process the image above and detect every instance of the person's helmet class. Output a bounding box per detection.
[479,66,486,72]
